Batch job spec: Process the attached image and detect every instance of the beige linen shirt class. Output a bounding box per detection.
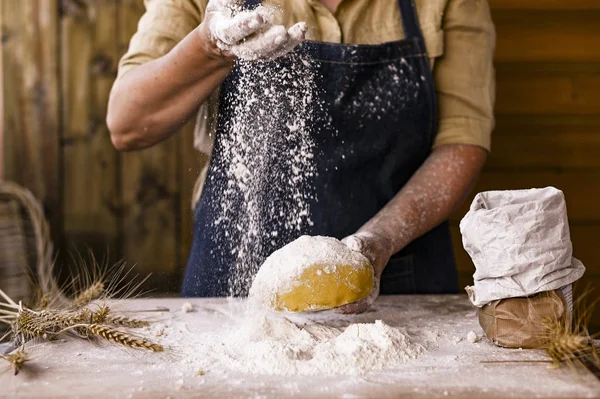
[118,0,496,205]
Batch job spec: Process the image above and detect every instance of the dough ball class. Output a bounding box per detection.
[249,235,374,312]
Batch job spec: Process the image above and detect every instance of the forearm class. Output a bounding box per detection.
[359,144,488,256]
[107,25,233,151]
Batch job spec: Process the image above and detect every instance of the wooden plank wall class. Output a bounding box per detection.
[1,1,599,326]
[1,1,61,242]
[452,0,600,329]
[1,0,202,293]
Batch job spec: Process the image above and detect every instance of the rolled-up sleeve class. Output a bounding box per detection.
[118,0,204,79]
[432,0,496,152]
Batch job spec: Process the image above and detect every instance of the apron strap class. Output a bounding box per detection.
[397,0,424,40]
[243,0,261,9]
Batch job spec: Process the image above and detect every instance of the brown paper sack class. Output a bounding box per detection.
[478,289,567,349]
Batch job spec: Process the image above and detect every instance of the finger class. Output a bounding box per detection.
[264,22,308,60]
[342,235,366,254]
[254,5,275,25]
[211,10,271,45]
[230,25,289,61]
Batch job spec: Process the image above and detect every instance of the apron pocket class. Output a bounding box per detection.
[380,254,416,295]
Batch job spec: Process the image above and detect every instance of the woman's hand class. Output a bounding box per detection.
[108,0,308,151]
[199,0,307,61]
[333,232,394,314]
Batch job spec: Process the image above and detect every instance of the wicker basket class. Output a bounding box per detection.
[0,181,53,305]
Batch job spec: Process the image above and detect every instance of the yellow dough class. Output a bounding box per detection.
[273,262,374,312]
[249,236,374,312]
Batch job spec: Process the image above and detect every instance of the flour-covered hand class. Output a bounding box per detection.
[334,232,394,314]
[199,0,307,61]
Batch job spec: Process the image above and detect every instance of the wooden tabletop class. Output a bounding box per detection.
[1,295,599,399]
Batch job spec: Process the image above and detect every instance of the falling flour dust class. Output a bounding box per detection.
[209,53,321,297]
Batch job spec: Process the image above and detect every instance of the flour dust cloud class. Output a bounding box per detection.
[208,54,323,297]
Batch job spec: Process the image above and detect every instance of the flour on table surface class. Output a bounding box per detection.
[181,302,194,313]
[10,296,600,399]
[186,315,422,376]
[467,330,479,343]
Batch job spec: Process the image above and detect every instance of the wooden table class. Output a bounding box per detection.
[1,295,599,399]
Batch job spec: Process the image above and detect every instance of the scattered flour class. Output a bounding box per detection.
[467,330,479,343]
[181,302,194,313]
[14,297,600,398]
[210,51,323,297]
[249,235,371,309]
[188,314,424,376]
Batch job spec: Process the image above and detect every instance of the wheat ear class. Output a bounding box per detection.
[107,316,150,328]
[57,324,163,352]
[1,349,29,375]
[72,282,105,308]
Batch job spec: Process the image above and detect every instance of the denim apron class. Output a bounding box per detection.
[182,0,458,297]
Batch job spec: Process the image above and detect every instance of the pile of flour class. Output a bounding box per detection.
[172,313,424,376]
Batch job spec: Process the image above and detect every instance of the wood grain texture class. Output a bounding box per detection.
[118,1,181,289]
[493,10,600,62]
[61,1,121,262]
[0,5,3,180]
[491,0,600,10]
[495,65,600,116]
[487,116,600,170]
[1,1,61,241]
[179,121,207,286]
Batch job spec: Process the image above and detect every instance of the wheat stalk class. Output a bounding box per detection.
[1,349,29,375]
[57,324,163,352]
[0,259,166,377]
[534,286,600,370]
[72,281,105,308]
[107,315,150,328]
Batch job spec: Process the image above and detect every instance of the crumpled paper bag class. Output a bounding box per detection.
[478,289,567,348]
[460,187,585,307]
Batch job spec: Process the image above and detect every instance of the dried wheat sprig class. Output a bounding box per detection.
[72,281,105,308]
[542,318,590,365]
[0,290,18,308]
[0,309,17,317]
[532,285,600,370]
[36,309,86,327]
[1,349,28,375]
[13,310,51,341]
[107,316,150,328]
[0,302,19,310]
[0,329,12,343]
[101,263,151,302]
[80,305,148,327]
[34,293,51,310]
[91,305,110,324]
[56,324,163,352]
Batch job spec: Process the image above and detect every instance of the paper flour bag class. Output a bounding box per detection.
[460,187,585,307]
[478,289,568,348]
